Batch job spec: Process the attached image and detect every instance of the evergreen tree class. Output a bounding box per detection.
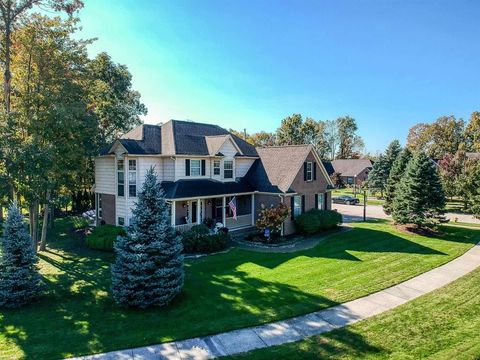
[392,152,446,228]
[383,149,412,214]
[366,154,389,197]
[111,168,184,308]
[0,203,42,308]
[384,140,402,168]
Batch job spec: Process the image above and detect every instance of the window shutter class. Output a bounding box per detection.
[303,162,307,181]
[315,194,318,209]
[185,159,190,176]
[324,193,328,210]
[201,160,206,176]
[290,197,295,220]
[313,162,317,180]
[301,195,305,213]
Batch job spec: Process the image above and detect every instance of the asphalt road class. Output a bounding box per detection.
[332,203,480,224]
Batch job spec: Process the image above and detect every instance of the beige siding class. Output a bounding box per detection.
[235,158,255,178]
[163,158,175,181]
[219,139,238,158]
[139,157,163,181]
[95,157,115,195]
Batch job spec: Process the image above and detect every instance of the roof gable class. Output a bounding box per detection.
[331,159,373,177]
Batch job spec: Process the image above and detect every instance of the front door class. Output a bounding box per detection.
[192,201,197,223]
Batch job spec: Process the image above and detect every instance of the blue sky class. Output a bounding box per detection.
[76,0,480,153]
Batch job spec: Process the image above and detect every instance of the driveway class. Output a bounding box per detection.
[333,204,480,224]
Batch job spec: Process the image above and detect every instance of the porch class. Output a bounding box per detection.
[170,194,255,233]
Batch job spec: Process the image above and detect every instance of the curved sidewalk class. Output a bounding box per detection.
[71,241,480,360]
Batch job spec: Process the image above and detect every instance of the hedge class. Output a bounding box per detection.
[182,224,230,254]
[295,209,343,235]
[85,225,126,251]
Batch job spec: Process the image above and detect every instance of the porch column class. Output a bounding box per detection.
[251,194,255,226]
[197,198,201,224]
[171,201,176,226]
[222,196,226,226]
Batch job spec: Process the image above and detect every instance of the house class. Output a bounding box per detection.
[94,120,334,235]
[326,159,373,186]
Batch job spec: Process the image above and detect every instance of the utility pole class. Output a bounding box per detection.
[363,189,367,221]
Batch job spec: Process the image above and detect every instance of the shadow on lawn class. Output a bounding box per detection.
[2,219,477,359]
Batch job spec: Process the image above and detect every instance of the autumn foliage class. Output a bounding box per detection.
[255,203,290,233]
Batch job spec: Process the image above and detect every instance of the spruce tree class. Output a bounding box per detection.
[367,154,389,197]
[0,203,42,308]
[111,167,184,308]
[383,148,412,214]
[392,152,446,229]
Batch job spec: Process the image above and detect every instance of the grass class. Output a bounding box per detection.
[0,218,478,359]
[230,265,480,360]
[332,188,385,206]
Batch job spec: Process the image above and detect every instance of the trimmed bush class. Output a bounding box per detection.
[295,209,342,235]
[86,225,126,251]
[182,225,230,254]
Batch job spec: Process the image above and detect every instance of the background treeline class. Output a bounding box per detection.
[231,114,365,160]
[0,2,146,250]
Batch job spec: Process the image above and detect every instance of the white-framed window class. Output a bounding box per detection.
[117,159,124,197]
[129,159,137,197]
[118,217,125,226]
[317,193,325,210]
[306,162,313,181]
[190,159,201,176]
[293,196,302,217]
[224,160,233,179]
[98,194,103,219]
[213,160,221,175]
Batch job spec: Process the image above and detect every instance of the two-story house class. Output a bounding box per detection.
[94,120,334,235]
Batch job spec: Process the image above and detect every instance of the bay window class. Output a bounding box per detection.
[117,159,124,197]
[129,159,137,197]
[224,160,233,179]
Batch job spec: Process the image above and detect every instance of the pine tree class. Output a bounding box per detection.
[111,167,184,308]
[0,203,42,308]
[383,149,412,214]
[384,140,402,168]
[366,154,389,197]
[392,152,446,228]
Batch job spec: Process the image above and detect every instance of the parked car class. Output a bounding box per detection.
[332,195,360,205]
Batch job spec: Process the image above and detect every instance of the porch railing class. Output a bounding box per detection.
[175,213,253,233]
[226,214,253,229]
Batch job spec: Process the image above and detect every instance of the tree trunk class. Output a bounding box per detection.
[39,190,51,251]
[0,205,4,222]
[33,201,39,250]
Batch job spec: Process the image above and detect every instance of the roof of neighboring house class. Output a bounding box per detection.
[330,159,373,177]
[161,179,254,199]
[466,152,480,160]
[100,120,257,157]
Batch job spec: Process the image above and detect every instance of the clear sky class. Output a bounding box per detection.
[76,0,480,153]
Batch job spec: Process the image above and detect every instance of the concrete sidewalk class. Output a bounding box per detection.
[68,241,480,360]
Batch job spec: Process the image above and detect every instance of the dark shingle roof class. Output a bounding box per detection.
[99,120,257,157]
[331,159,373,177]
[322,161,335,176]
[161,179,254,199]
[171,120,257,156]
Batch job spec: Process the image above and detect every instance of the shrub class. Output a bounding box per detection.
[72,216,90,230]
[295,209,342,235]
[256,203,290,234]
[86,225,126,251]
[182,224,230,254]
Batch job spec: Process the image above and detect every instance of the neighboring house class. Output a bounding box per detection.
[325,159,373,186]
[94,120,334,235]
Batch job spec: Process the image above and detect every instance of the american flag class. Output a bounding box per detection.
[228,197,237,220]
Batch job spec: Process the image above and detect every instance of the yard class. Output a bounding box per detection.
[0,217,478,359]
[332,188,385,206]
[230,265,480,359]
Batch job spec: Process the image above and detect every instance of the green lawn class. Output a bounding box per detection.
[0,218,478,359]
[332,188,385,206]
[230,265,480,360]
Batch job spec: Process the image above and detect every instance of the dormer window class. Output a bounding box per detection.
[224,160,233,179]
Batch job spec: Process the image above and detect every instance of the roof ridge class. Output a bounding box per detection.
[257,144,311,149]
